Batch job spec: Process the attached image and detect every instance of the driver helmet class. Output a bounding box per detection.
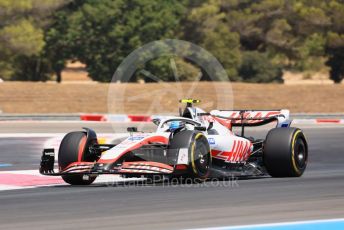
[169,121,184,131]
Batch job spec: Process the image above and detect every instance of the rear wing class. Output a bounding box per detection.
[208,109,291,128]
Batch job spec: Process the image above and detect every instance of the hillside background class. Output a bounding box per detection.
[1,0,344,84]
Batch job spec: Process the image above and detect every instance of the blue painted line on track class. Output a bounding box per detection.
[191,219,344,230]
[0,163,12,167]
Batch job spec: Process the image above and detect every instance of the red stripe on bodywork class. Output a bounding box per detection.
[241,141,249,161]
[211,140,238,162]
[97,135,169,164]
[214,117,232,130]
[122,161,174,171]
[212,139,253,163]
[230,140,239,161]
[62,162,94,172]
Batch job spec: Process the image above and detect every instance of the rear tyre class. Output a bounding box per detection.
[58,131,97,185]
[264,128,308,177]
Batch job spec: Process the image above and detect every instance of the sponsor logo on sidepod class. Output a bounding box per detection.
[128,136,145,141]
[208,138,215,145]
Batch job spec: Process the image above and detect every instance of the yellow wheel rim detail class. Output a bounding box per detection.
[291,130,302,175]
[191,133,204,175]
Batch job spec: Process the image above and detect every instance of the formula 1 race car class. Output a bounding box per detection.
[40,99,308,185]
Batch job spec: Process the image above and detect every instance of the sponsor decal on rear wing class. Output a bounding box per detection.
[200,109,291,128]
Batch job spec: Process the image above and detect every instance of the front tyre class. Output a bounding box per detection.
[264,128,308,177]
[168,131,211,182]
[189,133,212,180]
[58,131,97,185]
[61,174,95,186]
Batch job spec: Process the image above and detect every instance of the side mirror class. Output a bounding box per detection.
[207,122,213,131]
[194,126,206,131]
[127,127,138,132]
[152,118,161,126]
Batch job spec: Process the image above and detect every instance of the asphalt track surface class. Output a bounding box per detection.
[0,122,344,229]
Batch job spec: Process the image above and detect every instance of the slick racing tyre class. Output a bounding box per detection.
[189,133,212,180]
[264,128,308,177]
[169,131,211,181]
[58,131,97,185]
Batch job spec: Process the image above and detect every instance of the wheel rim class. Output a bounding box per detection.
[295,138,307,169]
[194,141,210,175]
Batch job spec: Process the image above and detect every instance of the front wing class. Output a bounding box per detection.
[40,148,186,176]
